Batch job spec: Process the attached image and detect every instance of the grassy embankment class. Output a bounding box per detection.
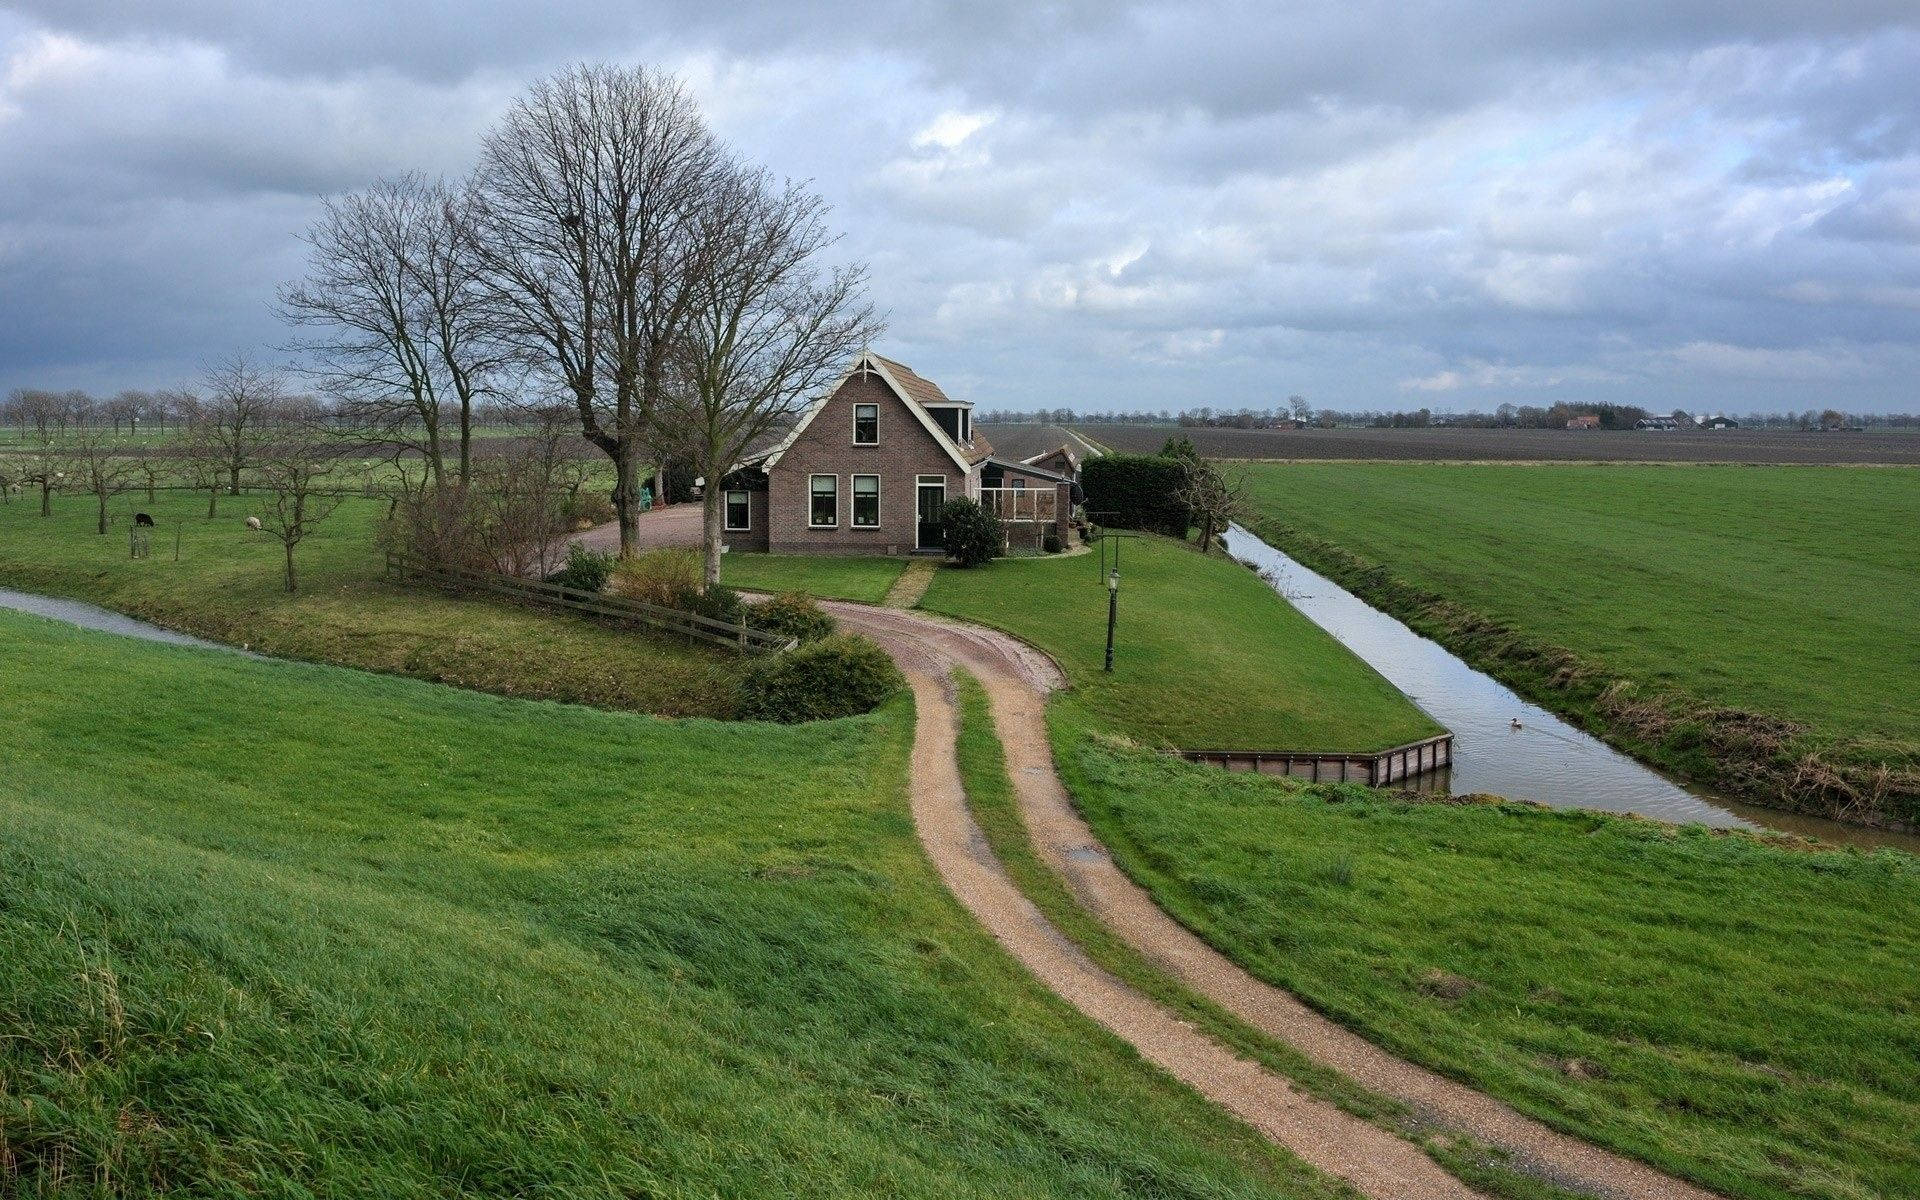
[920,533,1439,753]
[0,609,1350,1199]
[1053,738,1920,1200]
[0,492,743,716]
[1238,462,1920,826]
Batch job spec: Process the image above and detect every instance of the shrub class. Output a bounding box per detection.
[1042,531,1062,554]
[613,548,744,624]
[1082,453,1191,536]
[752,592,837,645]
[561,488,615,528]
[739,634,904,722]
[613,548,703,608]
[941,498,1001,567]
[546,544,615,593]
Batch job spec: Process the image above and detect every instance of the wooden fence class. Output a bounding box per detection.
[385,552,794,655]
[1181,733,1453,788]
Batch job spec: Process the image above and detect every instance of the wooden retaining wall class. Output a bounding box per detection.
[1181,733,1453,787]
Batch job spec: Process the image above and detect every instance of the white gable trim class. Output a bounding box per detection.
[760,352,973,475]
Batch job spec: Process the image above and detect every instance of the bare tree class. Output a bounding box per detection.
[662,165,879,587]
[106,390,148,437]
[9,444,64,516]
[255,428,348,593]
[201,354,282,495]
[64,425,137,534]
[280,176,501,490]
[473,61,723,555]
[6,388,63,443]
[1175,457,1247,554]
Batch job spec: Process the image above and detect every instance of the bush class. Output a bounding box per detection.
[739,634,904,722]
[1082,453,1191,536]
[752,592,837,645]
[1042,531,1062,554]
[561,488,615,528]
[613,548,744,624]
[546,544,615,593]
[941,498,1001,567]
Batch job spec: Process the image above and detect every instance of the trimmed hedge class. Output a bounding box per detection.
[1082,453,1190,535]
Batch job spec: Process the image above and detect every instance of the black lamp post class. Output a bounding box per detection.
[1104,567,1119,672]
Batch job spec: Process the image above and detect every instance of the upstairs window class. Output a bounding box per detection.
[853,403,878,445]
[809,475,838,527]
[852,475,880,527]
[724,489,751,531]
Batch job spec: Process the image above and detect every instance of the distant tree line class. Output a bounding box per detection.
[978,398,1920,430]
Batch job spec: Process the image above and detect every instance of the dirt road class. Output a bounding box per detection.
[833,600,1721,1200]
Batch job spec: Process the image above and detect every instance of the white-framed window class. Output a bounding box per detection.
[809,474,838,527]
[724,489,751,531]
[853,403,878,445]
[852,474,880,527]
[1011,477,1027,492]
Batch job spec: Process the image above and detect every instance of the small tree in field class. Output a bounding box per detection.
[202,354,282,495]
[940,497,1001,567]
[256,434,347,593]
[64,426,136,534]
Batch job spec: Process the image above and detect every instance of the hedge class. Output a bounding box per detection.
[1081,453,1191,535]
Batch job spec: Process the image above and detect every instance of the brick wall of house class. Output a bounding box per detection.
[719,487,770,554]
[766,373,975,555]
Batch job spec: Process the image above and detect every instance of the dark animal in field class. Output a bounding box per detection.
[134,512,156,526]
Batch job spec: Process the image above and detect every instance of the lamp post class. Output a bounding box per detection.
[1104,567,1119,672]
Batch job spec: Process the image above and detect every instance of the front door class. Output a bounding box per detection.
[916,479,946,550]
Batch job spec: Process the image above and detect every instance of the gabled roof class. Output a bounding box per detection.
[757,351,975,474]
[1020,443,1080,470]
[870,353,966,408]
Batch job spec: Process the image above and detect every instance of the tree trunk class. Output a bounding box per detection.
[702,483,723,589]
[284,541,297,593]
[613,451,639,558]
[207,487,219,518]
[96,493,108,534]
[146,479,156,503]
[40,480,52,517]
[228,461,241,495]
[458,402,472,487]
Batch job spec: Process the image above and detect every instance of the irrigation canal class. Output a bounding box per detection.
[1221,526,1920,853]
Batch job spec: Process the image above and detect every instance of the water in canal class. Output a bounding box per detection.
[1221,527,1919,853]
[0,588,258,656]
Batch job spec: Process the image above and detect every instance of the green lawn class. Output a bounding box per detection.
[0,491,743,717]
[921,534,1438,752]
[1057,737,1920,1200]
[0,610,1344,1199]
[1240,463,1920,821]
[1241,463,1920,742]
[722,552,908,603]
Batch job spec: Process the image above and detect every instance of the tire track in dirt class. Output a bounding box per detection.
[835,600,1722,1200]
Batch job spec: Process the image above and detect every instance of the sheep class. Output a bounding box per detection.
[134,512,156,527]
[245,516,262,530]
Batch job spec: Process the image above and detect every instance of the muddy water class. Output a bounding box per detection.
[1222,527,1920,853]
[0,589,259,656]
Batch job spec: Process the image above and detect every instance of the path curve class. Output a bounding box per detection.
[832,600,1721,1200]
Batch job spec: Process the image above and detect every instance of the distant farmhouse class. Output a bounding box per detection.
[1701,415,1738,430]
[1636,416,1681,430]
[1566,414,1601,430]
[723,352,1074,555]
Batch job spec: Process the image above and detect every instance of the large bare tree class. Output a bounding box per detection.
[473,62,723,555]
[662,165,879,587]
[64,425,137,534]
[200,354,282,495]
[280,175,500,489]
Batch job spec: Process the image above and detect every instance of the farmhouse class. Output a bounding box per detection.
[721,351,1073,555]
[1566,414,1601,429]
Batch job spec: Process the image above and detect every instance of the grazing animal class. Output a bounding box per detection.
[134,512,155,527]
[245,516,262,530]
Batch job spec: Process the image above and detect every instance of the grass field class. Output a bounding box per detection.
[1058,737,1920,1200]
[0,492,744,716]
[1239,463,1920,822]
[920,533,1438,752]
[722,552,907,603]
[0,610,1347,1199]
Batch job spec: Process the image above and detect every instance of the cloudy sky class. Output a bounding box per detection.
[3,2,1918,414]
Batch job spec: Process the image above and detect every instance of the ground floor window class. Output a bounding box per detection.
[809,475,837,527]
[852,475,880,527]
[724,489,751,531]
